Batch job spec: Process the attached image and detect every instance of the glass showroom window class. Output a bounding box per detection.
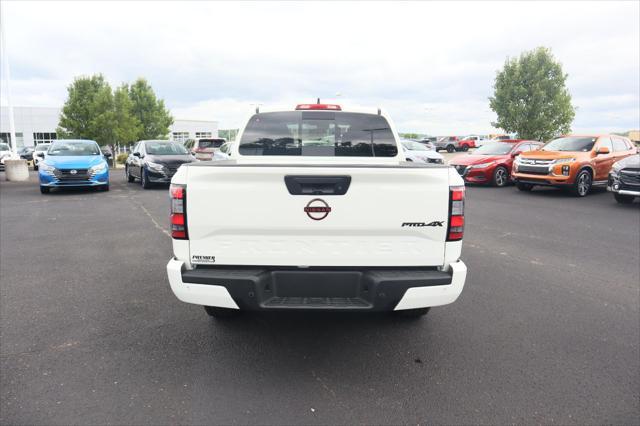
[0,133,23,146]
[172,132,190,143]
[33,132,57,144]
[195,132,212,139]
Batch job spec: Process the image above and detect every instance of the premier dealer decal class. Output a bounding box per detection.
[191,255,216,264]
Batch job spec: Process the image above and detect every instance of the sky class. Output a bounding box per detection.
[1,1,638,135]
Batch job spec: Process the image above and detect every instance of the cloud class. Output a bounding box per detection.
[1,1,638,135]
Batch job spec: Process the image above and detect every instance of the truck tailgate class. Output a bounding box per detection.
[185,165,450,267]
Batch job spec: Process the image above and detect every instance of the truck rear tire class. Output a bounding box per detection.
[395,307,430,318]
[204,306,240,318]
[461,145,469,152]
[446,145,455,153]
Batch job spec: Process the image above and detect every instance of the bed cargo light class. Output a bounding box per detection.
[447,186,465,241]
[170,184,188,239]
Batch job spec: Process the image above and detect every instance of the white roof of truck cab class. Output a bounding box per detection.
[254,104,383,116]
[231,104,403,165]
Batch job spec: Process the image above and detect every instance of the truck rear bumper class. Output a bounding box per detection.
[166,259,467,311]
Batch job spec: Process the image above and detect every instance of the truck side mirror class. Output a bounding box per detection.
[133,152,141,157]
[36,152,45,158]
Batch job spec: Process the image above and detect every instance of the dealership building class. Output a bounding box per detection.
[0,106,218,147]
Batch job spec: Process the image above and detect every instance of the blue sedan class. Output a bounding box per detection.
[38,139,110,193]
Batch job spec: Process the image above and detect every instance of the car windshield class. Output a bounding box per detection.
[474,142,514,155]
[198,139,225,149]
[145,141,188,155]
[402,140,428,151]
[239,111,397,157]
[543,137,596,152]
[48,141,101,156]
[0,143,9,151]
[35,145,50,151]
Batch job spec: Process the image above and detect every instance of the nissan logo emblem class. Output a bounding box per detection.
[304,198,331,221]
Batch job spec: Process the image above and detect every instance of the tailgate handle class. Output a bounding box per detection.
[284,175,351,195]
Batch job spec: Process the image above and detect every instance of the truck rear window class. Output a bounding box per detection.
[198,139,225,149]
[238,111,398,157]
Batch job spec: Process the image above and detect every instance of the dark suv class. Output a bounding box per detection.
[608,154,640,204]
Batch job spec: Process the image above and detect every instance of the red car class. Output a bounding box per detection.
[449,140,543,186]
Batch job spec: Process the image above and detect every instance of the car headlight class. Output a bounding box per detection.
[40,163,56,172]
[611,162,623,173]
[90,163,107,173]
[554,158,576,164]
[470,161,495,169]
[146,161,164,171]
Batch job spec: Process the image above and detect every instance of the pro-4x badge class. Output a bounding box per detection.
[402,221,444,227]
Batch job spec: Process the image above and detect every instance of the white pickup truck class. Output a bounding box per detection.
[166,103,467,318]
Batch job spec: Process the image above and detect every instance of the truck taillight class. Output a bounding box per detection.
[170,184,188,239]
[295,104,342,111]
[447,186,465,241]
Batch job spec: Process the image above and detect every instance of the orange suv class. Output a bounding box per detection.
[512,135,637,196]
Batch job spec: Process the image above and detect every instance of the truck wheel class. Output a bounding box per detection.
[516,182,533,191]
[492,166,509,187]
[204,306,240,318]
[446,145,455,153]
[39,186,49,194]
[461,145,469,152]
[614,193,634,204]
[571,169,592,197]
[395,307,430,318]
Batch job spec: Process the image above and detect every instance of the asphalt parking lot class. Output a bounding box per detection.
[1,170,638,425]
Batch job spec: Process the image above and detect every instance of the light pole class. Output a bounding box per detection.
[1,10,17,156]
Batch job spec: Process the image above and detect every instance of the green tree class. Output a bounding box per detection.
[129,78,173,139]
[400,133,420,139]
[489,47,575,141]
[113,84,142,144]
[57,74,115,145]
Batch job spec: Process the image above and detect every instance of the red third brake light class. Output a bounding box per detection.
[295,104,342,111]
[447,186,465,241]
[170,184,188,239]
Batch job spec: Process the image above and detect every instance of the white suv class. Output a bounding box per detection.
[32,143,51,170]
[0,143,11,171]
